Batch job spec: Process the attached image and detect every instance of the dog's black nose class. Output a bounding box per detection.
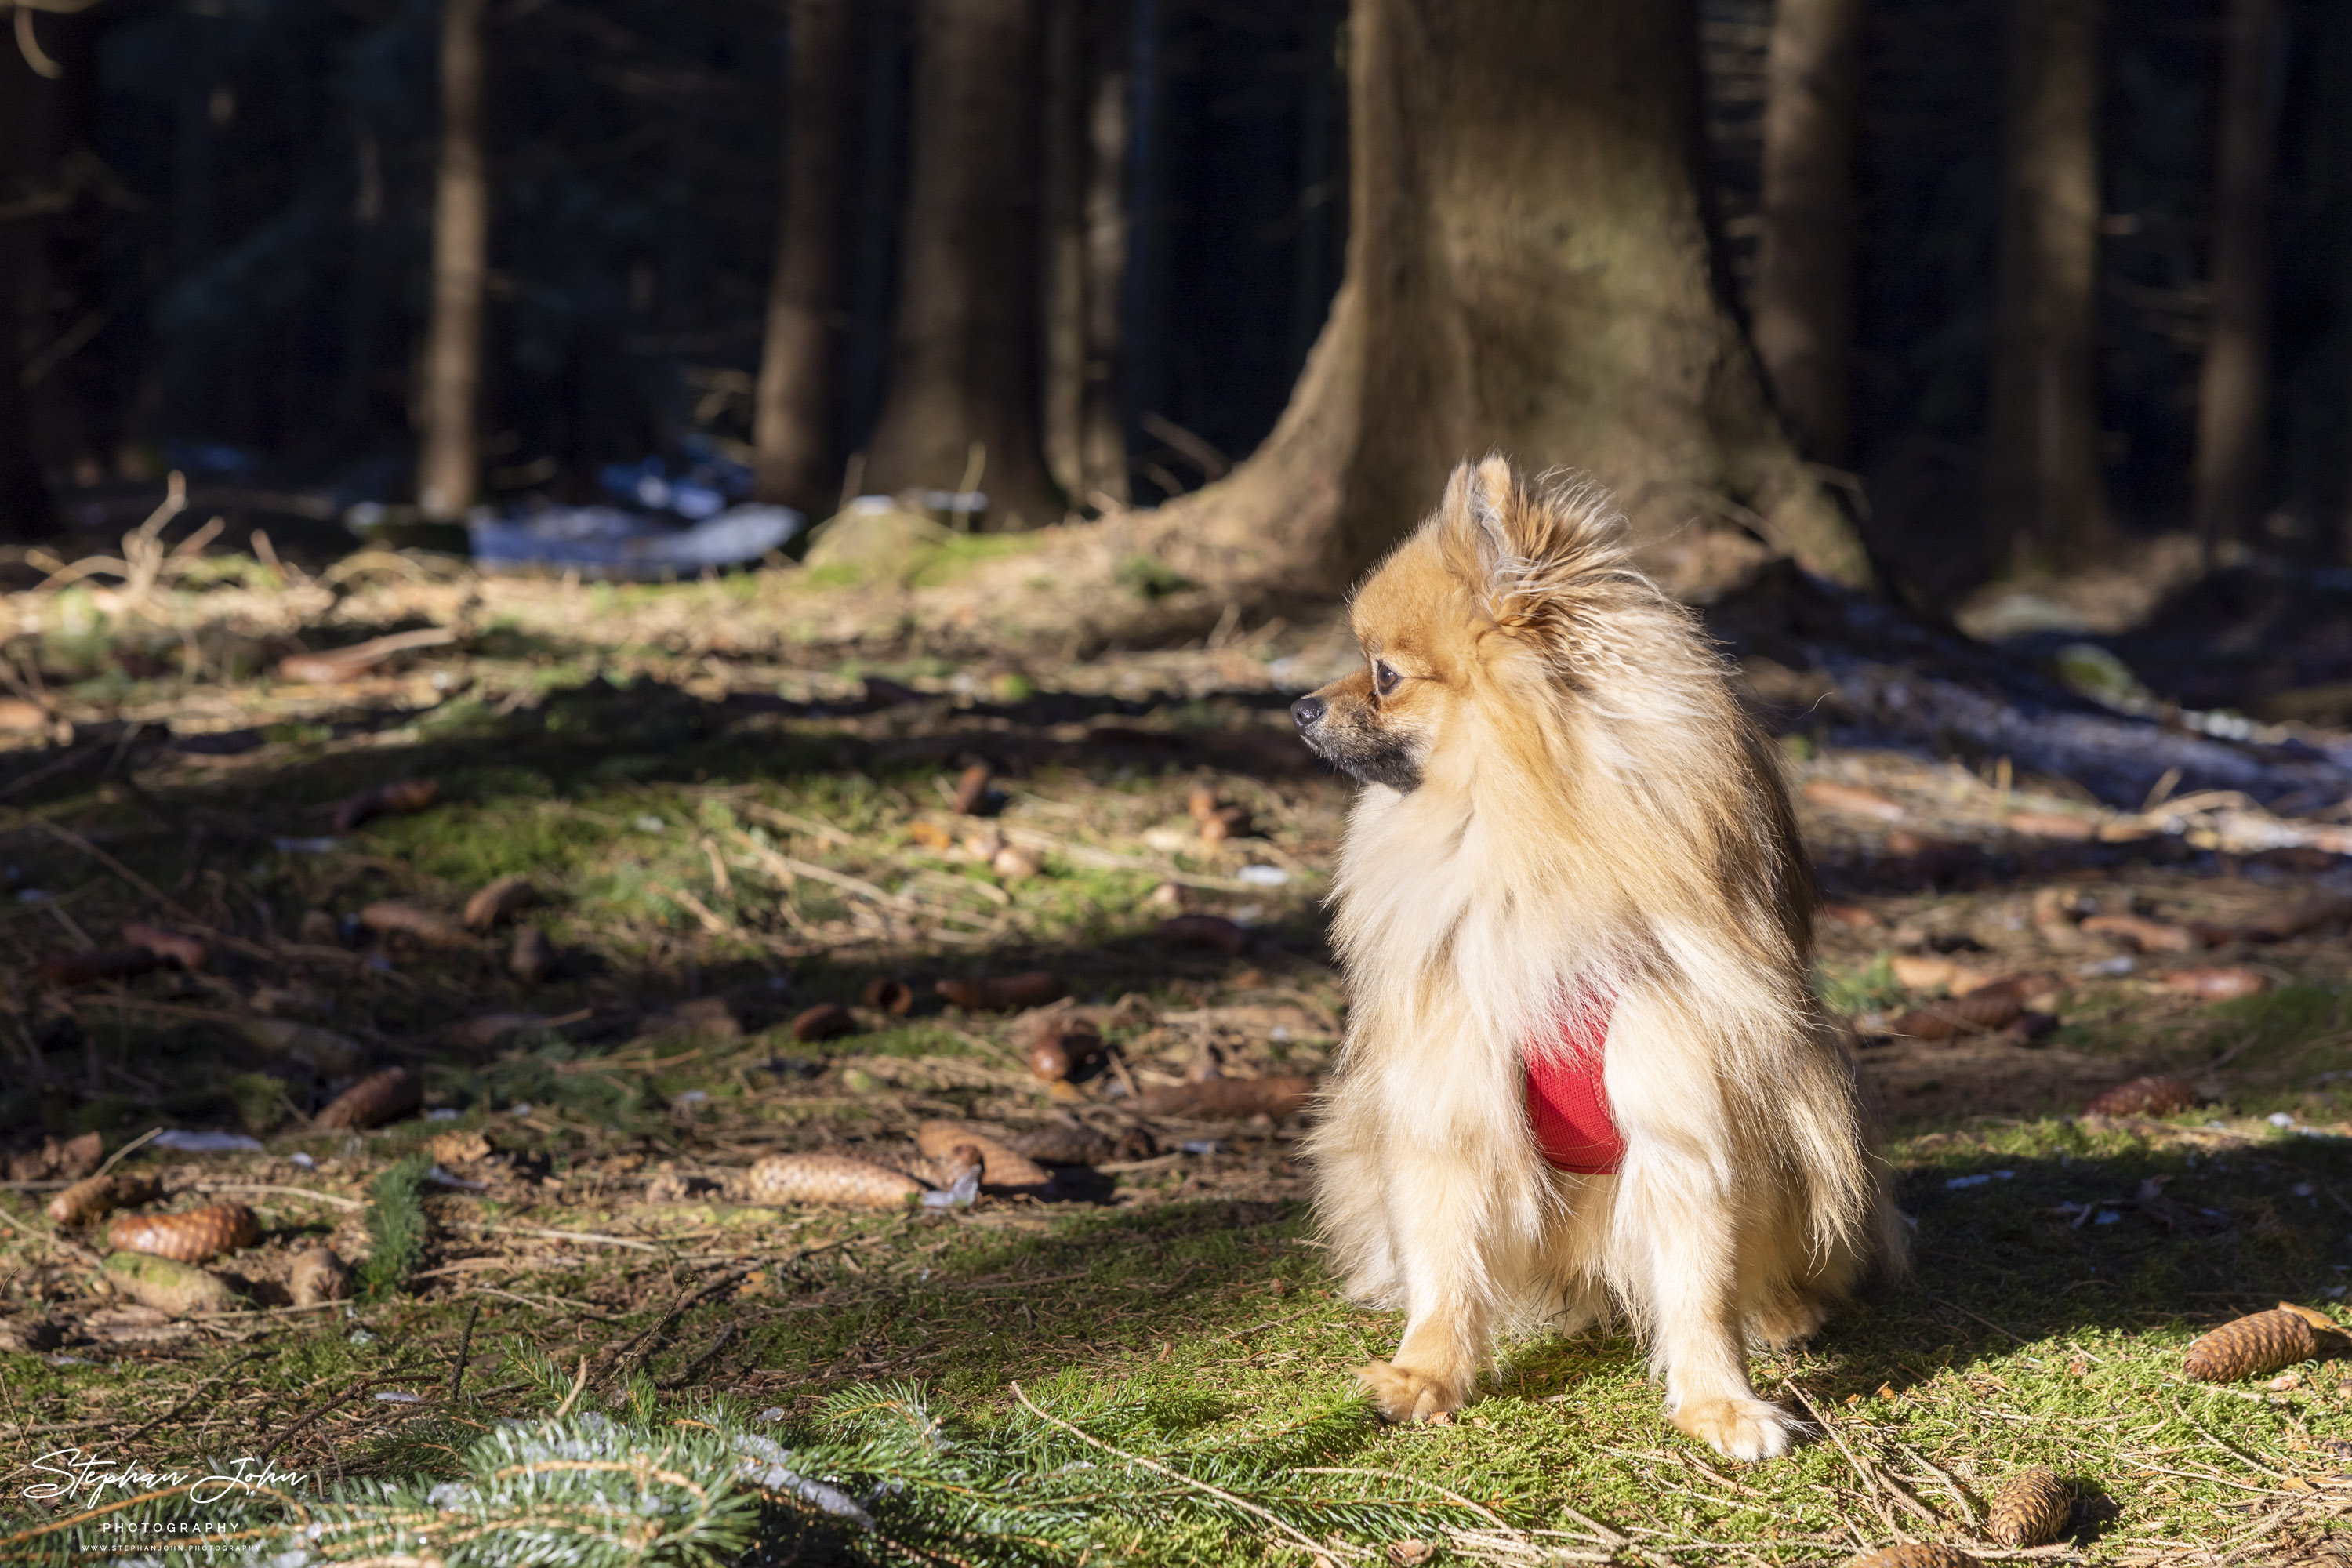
[1290,695,1326,729]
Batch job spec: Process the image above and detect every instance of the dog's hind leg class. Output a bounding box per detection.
[1620,1160,1806,1461]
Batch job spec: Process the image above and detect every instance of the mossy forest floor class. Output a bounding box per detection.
[1,539,2350,1565]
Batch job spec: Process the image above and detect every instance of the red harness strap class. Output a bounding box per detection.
[1525,999,1624,1174]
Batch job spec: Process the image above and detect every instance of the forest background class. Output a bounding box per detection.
[2,0,2345,622]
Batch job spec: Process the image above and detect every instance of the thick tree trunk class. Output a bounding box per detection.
[0,20,59,539]
[862,0,1053,527]
[416,0,488,523]
[1752,0,1864,463]
[1132,0,1871,599]
[753,0,851,517]
[1985,0,2104,571]
[1040,0,1129,510]
[2191,0,2284,553]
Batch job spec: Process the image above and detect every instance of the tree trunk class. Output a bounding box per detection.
[1040,0,1129,511]
[862,0,1052,527]
[1985,0,2104,571]
[2191,0,2284,553]
[416,0,488,523]
[753,0,852,517]
[0,17,59,539]
[1752,0,1864,463]
[1133,0,1871,600]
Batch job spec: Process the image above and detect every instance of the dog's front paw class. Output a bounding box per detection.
[1671,1396,1806,1461]
[1354,1360,1467,1424]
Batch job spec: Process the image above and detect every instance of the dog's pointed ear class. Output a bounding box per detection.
[1435,455,1624,644]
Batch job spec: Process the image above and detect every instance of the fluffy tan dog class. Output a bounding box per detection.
[1291,456,1899,1461]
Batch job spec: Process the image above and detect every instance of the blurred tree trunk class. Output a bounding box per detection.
[1040,0,1128,510]
[2191,0,2285,554]
[416,0,488,523]
[752,0,852,517]
[1140,0,1871,598]
[1752,0,1864,463]
[1985,0,2103,571]
[863,0,1052,527]
[0,20,60,539]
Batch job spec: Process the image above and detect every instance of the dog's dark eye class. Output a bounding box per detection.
[1373,661,1400,697]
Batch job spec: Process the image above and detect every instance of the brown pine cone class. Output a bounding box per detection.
[791,1003,858,1043]
[463,875,539,932]
[935,971,1066,1011]
[289,1246,350,1306]
[45,1173,161,1227]
[2084,1076,2198,1116]
[2183,1307,2319,1382]
[509,926,555,984]
[915,1121,1052,1191]
[333,779,440,833]
[1985,1467,2071,1547]
[1009,1123,1156,1165]
[314,1067,424,1130]
[1886,992,2024,1040]
[1156,915,1250,955]
[107,1203,260,1264]
[1845,1548,1983,1568]
[1024,1021,1102,1082]
[358,900,472,948]
[742,1153,923,1208]
[862,978,914,1016]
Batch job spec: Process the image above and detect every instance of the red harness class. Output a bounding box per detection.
[1525,999,1624,1174]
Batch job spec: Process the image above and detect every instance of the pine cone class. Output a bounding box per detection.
[935,971,1066,1011]
[45,1173,160,1227]
[742,1153,923,1208]
[289,1246,350,1306]
[358,900,472,948]
[1156,914,1250,954]
[1846,1546,1982,1568]
[315,1067,424,1130]
[2084,1076,2198,1116]
[915,1121,1052,1191]
[862,978,914,1016]
[791,1003,858,1043]
[107,1203,260,1264]
[332,778,440,833]
[1886,992,2024,1040]
[463,874,539,931]
[1985,1467,2071,1547]
[2183,1307,2317,1382]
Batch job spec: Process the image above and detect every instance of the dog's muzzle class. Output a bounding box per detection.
[1290,695,1326,731]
